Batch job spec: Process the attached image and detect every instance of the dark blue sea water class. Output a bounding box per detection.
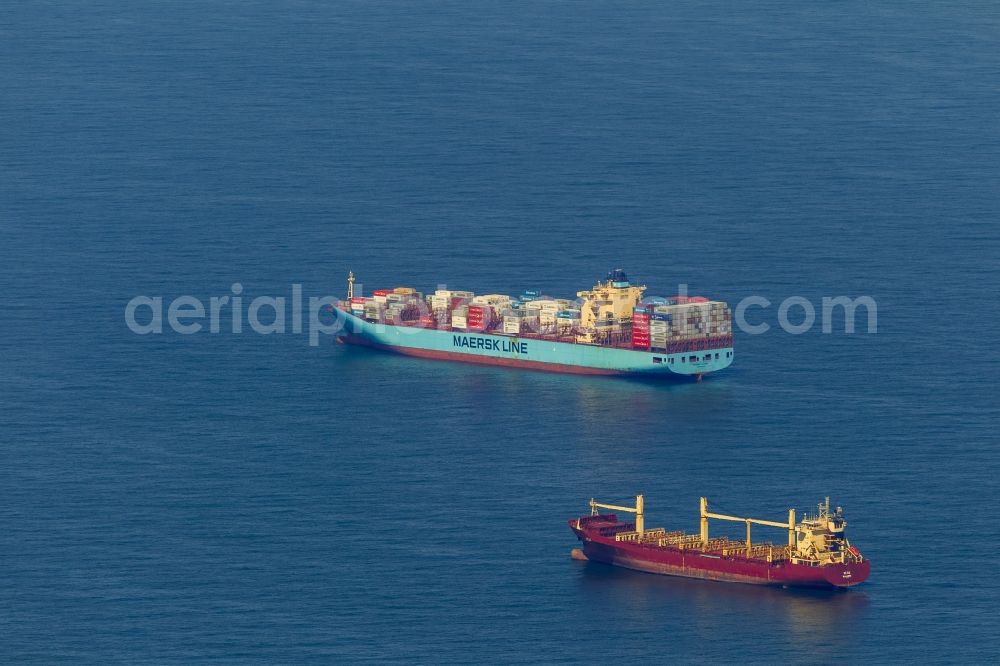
[2,1,998,662]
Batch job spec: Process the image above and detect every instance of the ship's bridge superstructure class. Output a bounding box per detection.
[792,497,853,565]
[575,269,645,343]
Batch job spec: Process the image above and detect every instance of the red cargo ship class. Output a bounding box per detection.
[569,495,870,588]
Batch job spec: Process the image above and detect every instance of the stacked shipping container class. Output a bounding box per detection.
[632,307,650,349]
[633,300,733,352]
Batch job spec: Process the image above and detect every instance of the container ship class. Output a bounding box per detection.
[333,269,734,378]
[569,495,870,588]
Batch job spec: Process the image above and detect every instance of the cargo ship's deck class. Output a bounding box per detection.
[581,514,795,563]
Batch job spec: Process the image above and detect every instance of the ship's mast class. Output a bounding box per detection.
[818,497,830,519]
[347,270,355,300]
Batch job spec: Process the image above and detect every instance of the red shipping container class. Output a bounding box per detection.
[373,289,392,297]
[468,305,490,326]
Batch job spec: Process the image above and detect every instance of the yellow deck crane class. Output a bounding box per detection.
[590,495,645,535]
[700,497,796,558]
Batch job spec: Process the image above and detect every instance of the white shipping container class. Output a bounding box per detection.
[472,294,513,306]
[531,300,561,311]
[503,320,521,334]
[452,316,467,329]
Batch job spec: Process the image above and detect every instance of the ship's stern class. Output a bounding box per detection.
[822,559,871,587]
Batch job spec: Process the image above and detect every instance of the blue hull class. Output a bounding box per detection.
[333,310,733,378]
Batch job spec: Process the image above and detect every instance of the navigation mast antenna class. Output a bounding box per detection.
[347,270,355,300]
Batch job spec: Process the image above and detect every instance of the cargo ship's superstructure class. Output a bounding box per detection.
[333,270,734,378]
[569,496,870,588]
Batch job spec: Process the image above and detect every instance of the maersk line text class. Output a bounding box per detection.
[453,335,528,354]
